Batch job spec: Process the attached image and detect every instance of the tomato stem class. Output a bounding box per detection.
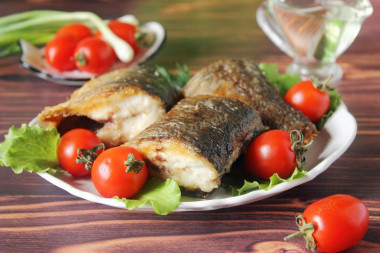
[284,215,317,253]
[290,130,313,169]
[76,143,105,170]
[320,74,333,91]
[312,74,333,91]
[125,153,145,174]
[75,52,87,66]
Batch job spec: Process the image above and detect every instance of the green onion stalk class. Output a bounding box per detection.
[0,10,134,62]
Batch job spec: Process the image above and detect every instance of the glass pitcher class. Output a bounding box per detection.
[257,0,373,83]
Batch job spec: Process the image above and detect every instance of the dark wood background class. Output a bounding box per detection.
[1,0,379,252]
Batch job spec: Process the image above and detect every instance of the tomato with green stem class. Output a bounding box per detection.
[74,37,116,74]
[91,146,148,198]
[285,76,332,123]
[245,129,311,179]
[285,194,369,253]
[56,23,93,41]
[57,128,104,177]
[44,34,77,71]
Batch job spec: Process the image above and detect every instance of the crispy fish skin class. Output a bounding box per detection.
[72,65,179,110]
[127,95,264,197]
[38,66,179,147]
[182,59,317,143]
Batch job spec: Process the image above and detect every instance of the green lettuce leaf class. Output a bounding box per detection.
[0,124,62,174]
[258,62,302,96]
[258,168,308,191]
[114,177,181,215]
[224,168,308,196]
[315,87,341,130]
[156,63,191,93]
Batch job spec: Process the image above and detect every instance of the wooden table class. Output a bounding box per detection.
[1,0,379,252]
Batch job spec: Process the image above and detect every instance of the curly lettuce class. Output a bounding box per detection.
[114,177,181,215]
[0,124,62,174]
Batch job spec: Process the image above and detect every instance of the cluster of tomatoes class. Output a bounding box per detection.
[244,78,331,181]
[244,78,369,253]
[57,128,147,199]
[45,20,138,74]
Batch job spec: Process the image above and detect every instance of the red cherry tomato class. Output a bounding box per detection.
[56,23,93,41]
[74,37,116,75]
[285,80,330,123]
[57,129,104,177]
[91,146,148,198]
[44,34,77,71]
[96,20,138,53]
[245,129,297,179]
[285,194,369,253]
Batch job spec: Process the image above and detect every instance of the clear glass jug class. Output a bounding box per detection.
[257,0,373,82]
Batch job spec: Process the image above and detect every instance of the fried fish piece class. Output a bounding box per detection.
[38,66,180,147]
[182,59,317,143]
[127,95,264,197]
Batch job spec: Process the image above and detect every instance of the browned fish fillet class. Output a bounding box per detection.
[38,65,180,147]
[127,95,264,197]
[182,59,317,143]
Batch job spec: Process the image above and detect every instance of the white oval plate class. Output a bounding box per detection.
[19,21,165,86]
[30,103,357,212]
